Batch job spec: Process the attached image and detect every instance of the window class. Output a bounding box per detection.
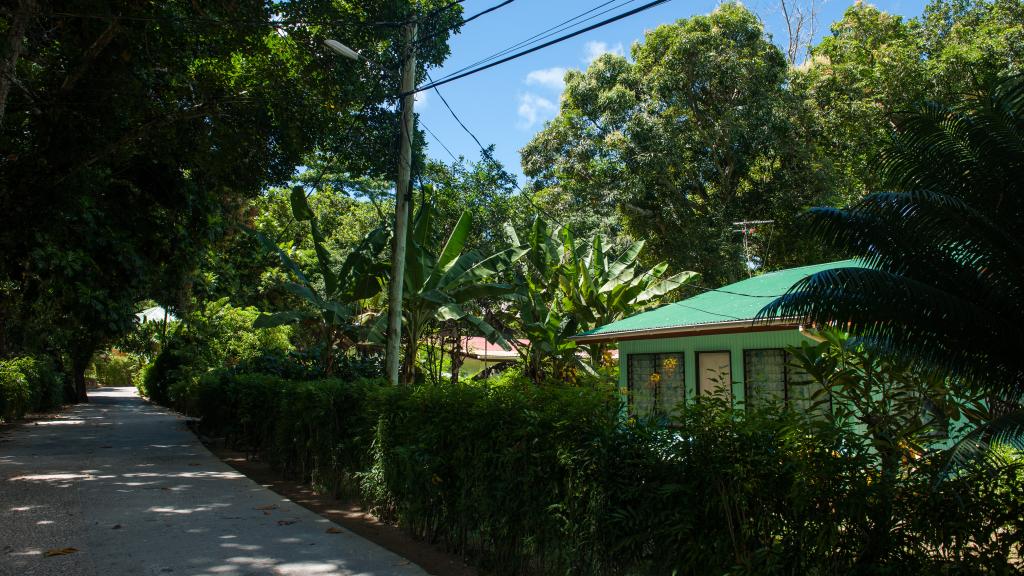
[744,349,830,416]
[696,351,732,398]
[627,353,685,420]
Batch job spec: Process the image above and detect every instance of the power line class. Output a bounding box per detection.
[423,74,563,225]
[417,0,520,46]
[417,0,467,24]
[460,0,518,26]
[427,0,635,79]
[407,0,672,95]
[427,72,486,152]
[421,121,460,162]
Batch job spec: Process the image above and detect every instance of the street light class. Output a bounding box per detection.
[325,26,418,386]
[323,39,360,61]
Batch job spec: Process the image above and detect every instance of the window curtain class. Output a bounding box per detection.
[744,349,786,408]
[628,353,685,420]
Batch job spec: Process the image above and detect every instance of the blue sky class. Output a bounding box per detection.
[416,0,929,180]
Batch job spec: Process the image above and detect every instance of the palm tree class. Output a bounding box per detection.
[759,77,1024,435]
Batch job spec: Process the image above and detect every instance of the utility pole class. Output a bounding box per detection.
[386,21,418,386]
[732,220,774,277]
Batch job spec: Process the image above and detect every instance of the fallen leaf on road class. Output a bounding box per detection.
[325,527,344,534]
[394,560,411,566]
[277,519,297,526]
[112,524,121,530]
[254,504,277,510]
[44,547,78,557]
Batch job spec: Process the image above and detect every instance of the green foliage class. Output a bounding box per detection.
[0,355,65,421]
[798,0,1024,205]
[92,350,147,388]
[0,0,460,400]
[252,187,388,374]
[760,77,1024,402]
[789,330,964,452]
[505,217,696,382]
[521,3,829,282]
[421,147,531,256]
[181,372,1024,575]
[192,371,386,497]
[141,299,292,406]
[383,202,527,383]
[115,316,174,362]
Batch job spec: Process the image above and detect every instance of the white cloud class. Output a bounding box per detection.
[414,89,428,110]
[525,67,567,92]
[583,40,624,63]
[517,93,557,129]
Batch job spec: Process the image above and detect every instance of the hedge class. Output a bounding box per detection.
[176,372,1024,575]
[0,355,65,422]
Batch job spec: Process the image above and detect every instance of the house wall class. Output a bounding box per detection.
[616,328,815,405]
[616,329,965,449]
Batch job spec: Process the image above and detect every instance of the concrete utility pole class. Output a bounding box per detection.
[386,21,418,386]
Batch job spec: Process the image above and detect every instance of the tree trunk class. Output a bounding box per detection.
[71,352,91,403]
[0,0,34,129]
[400,340,418,385]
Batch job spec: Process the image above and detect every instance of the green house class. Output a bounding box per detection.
[574,260,862,419]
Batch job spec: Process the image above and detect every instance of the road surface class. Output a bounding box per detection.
[0,387,427,576]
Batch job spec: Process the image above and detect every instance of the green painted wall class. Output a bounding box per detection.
[616,329,964,449]
[617,329,815,405]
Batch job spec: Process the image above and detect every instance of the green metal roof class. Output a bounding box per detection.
[576,259,863,340]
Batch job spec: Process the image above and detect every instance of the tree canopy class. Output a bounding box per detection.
[0,0,458,397]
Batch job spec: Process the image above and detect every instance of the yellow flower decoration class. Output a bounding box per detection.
[662,357,678,374]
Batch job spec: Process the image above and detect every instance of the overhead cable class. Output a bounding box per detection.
[407,0,672,95]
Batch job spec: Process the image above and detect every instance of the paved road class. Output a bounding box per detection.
[0,387,428,576]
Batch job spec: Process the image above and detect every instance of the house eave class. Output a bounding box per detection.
[571,318,799,344]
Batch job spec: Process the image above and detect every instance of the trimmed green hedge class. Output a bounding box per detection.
[177,372,1024,575]
[0,356,65,422]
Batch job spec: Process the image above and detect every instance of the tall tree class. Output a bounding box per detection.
[521,3,831,284]
[0,0,458,399]
[797,0,1024,205]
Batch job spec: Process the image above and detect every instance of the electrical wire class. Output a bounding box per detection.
[422,121,460,162]
[407,0,672,95]
[422,0,633,77]
[423,72,563,225]
[427,72,486,152]
[416,0,520,45]
[416,0,467,24]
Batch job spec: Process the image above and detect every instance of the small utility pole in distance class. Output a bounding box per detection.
[387,20,418,386]
[733,220,774,277]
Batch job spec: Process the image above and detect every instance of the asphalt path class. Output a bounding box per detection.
[0,387,427,576]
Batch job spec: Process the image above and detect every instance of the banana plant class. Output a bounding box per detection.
[371,202,527,384]
[252,186,389,375]
[506,217,698,382]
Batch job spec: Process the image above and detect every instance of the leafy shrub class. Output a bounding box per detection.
[0,361,31,421]
[188,373,1023,575]
[140,299,292,406]
[93,350,146,387]
[116,316,173,361]
[0,355,65,421]
[192,371,384,497]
